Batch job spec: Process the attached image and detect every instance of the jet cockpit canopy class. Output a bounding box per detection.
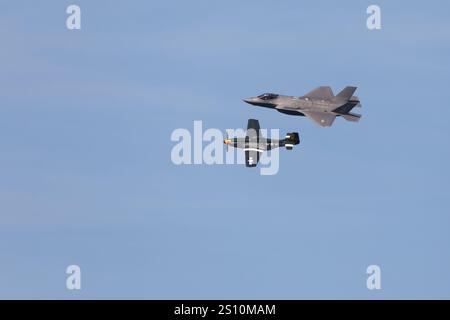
[257,93,279,100]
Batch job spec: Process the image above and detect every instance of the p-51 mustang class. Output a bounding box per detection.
[223,119,300,167]
[243,86,362,127]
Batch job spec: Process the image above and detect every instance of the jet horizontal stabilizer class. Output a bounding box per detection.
[342,112,361,122]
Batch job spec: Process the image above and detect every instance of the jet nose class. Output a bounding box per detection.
[243,97,257,105]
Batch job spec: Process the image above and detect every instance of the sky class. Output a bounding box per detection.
[0,0,450,299]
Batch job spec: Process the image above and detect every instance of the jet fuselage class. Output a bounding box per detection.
[243,87,362,127]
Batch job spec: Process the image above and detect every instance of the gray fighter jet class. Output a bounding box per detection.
[243,86,362,127]
[224,119,300,167]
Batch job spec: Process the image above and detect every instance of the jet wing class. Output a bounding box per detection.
[303,86,334,99]
[302,111,336,127]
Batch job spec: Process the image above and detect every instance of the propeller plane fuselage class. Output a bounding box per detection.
[224,119,299,167]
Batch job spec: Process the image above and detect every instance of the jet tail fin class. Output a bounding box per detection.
[335,86,357,100]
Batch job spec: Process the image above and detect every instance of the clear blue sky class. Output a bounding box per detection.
[1,0,450,299]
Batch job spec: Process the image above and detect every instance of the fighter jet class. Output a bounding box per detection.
[223,119,300,167]
[243,86,362,127]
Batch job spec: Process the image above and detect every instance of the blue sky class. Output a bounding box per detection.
[1,0,450,299]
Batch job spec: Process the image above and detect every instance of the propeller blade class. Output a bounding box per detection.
[226,131,228,152]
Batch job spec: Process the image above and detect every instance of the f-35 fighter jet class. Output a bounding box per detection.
[223,119,300,167]
[243,86,362,127]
